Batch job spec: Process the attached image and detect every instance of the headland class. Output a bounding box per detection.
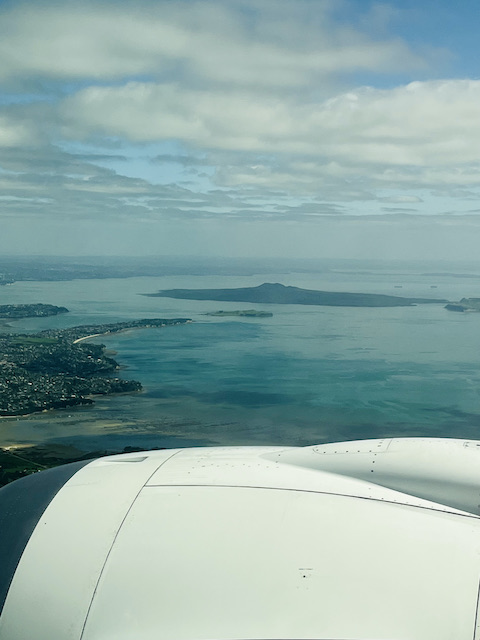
[204,309,273,317]
[0,318,190,417]
[0,303,69,318]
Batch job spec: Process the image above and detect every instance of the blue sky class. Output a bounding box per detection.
[1,0,480,260]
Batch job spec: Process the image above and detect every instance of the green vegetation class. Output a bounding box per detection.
[0,447,49,486]
[0,444,166,487]
[10,336,59,345]
[1,445,114,486]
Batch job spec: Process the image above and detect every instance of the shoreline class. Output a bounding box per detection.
[0,387,143,420]
[72,328,138,344]
[1,319,191,421]
[73,333,103,344]
[71,320,193,345]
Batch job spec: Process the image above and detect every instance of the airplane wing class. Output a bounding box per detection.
[1,437,480,639]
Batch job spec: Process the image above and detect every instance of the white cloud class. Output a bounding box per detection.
[0,113,40,147]
[316,81,480,165]
[59,79,480,193]
[0,1,425,89]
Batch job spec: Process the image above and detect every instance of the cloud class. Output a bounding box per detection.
[380,207,419,213]
[60,79,480,176]
[5,73,480,228]
[0,0,426,90]
[0,110,43,147]
[379,195,423,203]
[0,141,319,224]
[1,0,480,261]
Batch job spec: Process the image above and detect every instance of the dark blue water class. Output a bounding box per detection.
[2,264,480,450]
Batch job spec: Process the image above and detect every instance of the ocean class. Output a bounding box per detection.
[2,260,480,451]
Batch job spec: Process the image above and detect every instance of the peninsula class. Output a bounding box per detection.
[0,317,190,417]
[0,303,69,318]
[38,317,191,342]
[204,309,273,318]
[144,282,446,308]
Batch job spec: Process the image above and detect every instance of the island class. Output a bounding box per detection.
[0,303,69,318]
[204,309,273,318]
[144,282,447,308]
[445,298,480,312]
[0,317,190,417]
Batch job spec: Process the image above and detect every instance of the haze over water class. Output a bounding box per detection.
[2,259,480,452]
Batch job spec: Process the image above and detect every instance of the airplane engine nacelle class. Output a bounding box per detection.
[269,437,480,515]
[2,438,480,640]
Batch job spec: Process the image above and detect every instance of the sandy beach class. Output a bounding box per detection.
[73,333,103,344]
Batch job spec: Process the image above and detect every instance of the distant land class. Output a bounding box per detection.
[144,282,447,308]
[421,273,480,279]
[445,298,480,312]
[0,303,69,318]
[204,309,273,317]
[0,317,190,417]
[0,255,305,284]
[2,255,480,286]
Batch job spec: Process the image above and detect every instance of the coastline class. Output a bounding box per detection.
[0,412,43,420]
[1,318,191,419]
[0,386,143,421]
[71,322,192,345]
[72,333,103,344]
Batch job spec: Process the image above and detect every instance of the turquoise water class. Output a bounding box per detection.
[2,264,480,450]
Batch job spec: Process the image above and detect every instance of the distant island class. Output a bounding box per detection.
[204,309,273,318]
[445,298,480,312]
[0,303,69,318]
[0,317,190,417]
[144,282,447,308]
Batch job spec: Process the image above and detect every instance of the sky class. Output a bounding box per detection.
[1,0,480,260]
